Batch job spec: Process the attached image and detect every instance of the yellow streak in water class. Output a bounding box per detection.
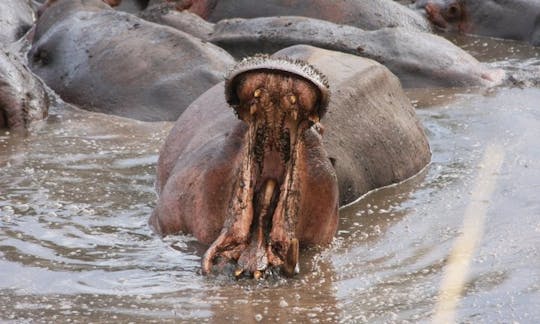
[433,144,505,324]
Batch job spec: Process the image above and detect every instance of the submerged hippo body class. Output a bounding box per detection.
[415,0,540,45]
[0,0,35,44]
[151,45,431,277]
[209,16,505,87]
[0,51,49,131]
[30,0,234,121]
[185,0,431,32]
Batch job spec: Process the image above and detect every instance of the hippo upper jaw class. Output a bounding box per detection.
[201,69,334,278]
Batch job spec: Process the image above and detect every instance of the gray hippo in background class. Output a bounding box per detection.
[141,9,505,88]
[1,0,50,131]
[30,0,235,122]
[64,0,431,32]
[0,51,49,131]
[150,45,431,277]
[139,2,215,40]
[0,0,36,44]
[413,0,540,46]
[182,0,432,32]
[209,16,505,88]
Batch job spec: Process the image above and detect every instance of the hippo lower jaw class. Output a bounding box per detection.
[201,68,327,278]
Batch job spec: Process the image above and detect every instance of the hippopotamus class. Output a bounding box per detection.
[139,2,214,40]
[29,0,234,121]
[173,0,432,32]
[0,0,35,44]
[414,0,540,46]
[207,16,505,88]
[150,45,431,277]
[0,51,49,131]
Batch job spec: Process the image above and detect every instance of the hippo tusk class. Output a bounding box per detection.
[282,238,299,277]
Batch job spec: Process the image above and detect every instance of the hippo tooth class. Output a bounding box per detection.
[289,95,297,105]
[234,267,244,278]
[253,270,263,280]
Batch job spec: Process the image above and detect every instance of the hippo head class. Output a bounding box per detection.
[201,56,338,278]
[414,0,469,32]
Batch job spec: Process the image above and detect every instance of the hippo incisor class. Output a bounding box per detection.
[150,46,431,278]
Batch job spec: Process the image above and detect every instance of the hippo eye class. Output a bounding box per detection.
[288,95,297,105]
[253,89,262,98]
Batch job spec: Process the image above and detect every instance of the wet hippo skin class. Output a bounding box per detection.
[414,0,540,46]
[188,0,432,32]
[0,51,49,131]
[208,16,505,88]
[0,0,35,44]
[29,0,235,121]
[150,45,431,277]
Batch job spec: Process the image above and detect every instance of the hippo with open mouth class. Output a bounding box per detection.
[150,46,431,278]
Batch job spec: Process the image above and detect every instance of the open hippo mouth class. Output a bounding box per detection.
[201,56,330,278]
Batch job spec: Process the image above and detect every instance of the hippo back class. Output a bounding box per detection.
[29,0,235,121]
[273,45,431,204]
[198,0,431,32]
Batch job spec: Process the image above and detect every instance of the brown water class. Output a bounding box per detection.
[1,38,540,323]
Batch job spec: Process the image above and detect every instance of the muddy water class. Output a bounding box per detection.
[2,40,540,323]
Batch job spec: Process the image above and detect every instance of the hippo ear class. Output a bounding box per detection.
[224,55,331,118]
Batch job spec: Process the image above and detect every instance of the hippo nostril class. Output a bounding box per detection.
[329,157,336,167]
[447,4,461,19]
[32,49,50,65]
